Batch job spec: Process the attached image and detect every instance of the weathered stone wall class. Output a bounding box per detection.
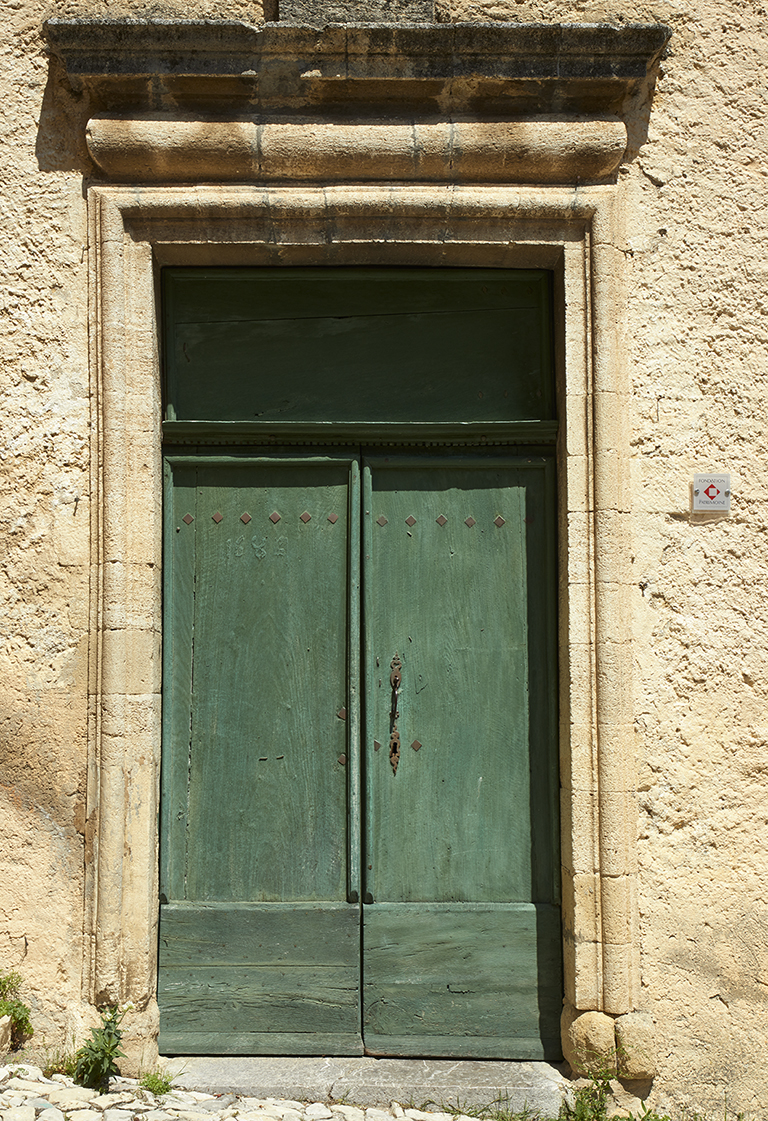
[1,0,767,1112]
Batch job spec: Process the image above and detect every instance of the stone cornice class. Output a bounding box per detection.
[45,19,670,114]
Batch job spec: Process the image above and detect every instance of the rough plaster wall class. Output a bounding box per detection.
[2,0,768,1110]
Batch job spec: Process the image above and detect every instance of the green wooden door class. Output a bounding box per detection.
[159,266,561,1059]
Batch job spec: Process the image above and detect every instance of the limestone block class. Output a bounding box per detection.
[560,788,599,875]
[567,640,597,728]
[601,874,634,946]
[0,1012,11,1051]
[562,1006,617,1077]
[568,942,602,1013]
[602,943,634,1015]
[615,1011,657,1080]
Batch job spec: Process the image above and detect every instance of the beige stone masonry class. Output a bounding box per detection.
[84,182,638,1064]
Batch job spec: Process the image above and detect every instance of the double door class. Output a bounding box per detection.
[159,450,561,1058]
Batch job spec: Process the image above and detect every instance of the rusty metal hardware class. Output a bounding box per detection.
[389,653,402,775]
[212,511,223,523]
[411,740,422,752]
[389,729,400,775]
[182,513,194,525]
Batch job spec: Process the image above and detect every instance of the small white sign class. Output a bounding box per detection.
[693,473,731,512]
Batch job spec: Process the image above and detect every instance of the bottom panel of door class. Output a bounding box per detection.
[362,903,562,1060]
[159,903,363,1054]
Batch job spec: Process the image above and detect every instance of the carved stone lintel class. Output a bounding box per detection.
[85,114,627,184]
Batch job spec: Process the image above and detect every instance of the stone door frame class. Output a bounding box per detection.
[85,182,637,1055]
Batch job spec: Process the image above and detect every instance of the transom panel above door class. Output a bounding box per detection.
[159,266,561,1059]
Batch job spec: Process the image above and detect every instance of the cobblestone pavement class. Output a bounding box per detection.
[0,1064,479,1121]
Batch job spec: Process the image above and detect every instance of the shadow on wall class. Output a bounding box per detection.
[35,53,93,176]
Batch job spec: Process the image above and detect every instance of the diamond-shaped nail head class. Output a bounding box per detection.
[494,516,505,527]
[212,511,223,523]
[240,512,252,524]
[411,740,422,752]
[376,515,388,526]
[405,515,416,526]
[300,511,312,523]
[269,511,281,523]
[182,514,194,525]
[328,513,339,524]
[436,514,447,526]
[465,517,476,528]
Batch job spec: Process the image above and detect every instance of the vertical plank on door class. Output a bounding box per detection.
[361,456,560,1059]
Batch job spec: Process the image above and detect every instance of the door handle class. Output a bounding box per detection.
[389,653,402,775]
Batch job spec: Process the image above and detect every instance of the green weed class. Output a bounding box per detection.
[559,1069,611,1121]
[73,1005,125,1090]
[421,1093,546,1121]
[0,969,34,1048]
[140,1068,175,1096]
[43,1048,79,1078]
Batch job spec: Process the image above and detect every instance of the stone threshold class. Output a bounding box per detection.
[163,1057,569,1117]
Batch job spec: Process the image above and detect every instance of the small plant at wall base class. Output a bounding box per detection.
[0,968,34,1048]
[140,1069,174,1096]
[73,1005,125,1089]
[560,1068,611,1121]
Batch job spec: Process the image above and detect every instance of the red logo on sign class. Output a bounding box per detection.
[704,484,720,500]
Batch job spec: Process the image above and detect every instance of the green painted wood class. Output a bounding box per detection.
[162,461,198,903]
[347,459,362,905]
[159,903,362,1052]
[162,420,559,446]
[160,456,361,1053]
[159,1032,363,1055]
[362,904,562,1059]
[162,268,553,425]
[361,456,560,1056]
[160,267,560,1060]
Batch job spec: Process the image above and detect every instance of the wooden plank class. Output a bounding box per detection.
[163,268,553,425]
[362,903,562,1059]
[183,461,350,903]
[159,1032,364,1056]
[161,461,198,902]
[159,904,360,1045]
[160,966,360,1035]
[363,459,538,904]
[347,459,362,904]
[360,1035,555,1061]
[159,902,360,967]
